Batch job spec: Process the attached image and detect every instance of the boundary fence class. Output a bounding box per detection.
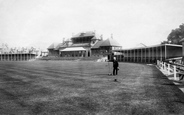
[157,60,184,81]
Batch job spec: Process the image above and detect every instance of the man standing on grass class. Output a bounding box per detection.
[113,57,119,76]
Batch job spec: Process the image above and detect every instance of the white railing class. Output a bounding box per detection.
[157,60,182,80]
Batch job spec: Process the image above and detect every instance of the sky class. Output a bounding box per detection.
[0,0,184,51]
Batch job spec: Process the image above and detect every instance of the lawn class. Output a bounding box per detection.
[0,61,184,115]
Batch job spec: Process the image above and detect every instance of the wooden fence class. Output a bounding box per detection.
[157,60,184,81]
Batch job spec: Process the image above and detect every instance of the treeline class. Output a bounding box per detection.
[162,23,184,45]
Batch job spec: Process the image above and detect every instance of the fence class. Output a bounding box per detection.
[157,60,184,81]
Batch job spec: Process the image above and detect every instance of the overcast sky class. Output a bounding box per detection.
[0,0,184,50]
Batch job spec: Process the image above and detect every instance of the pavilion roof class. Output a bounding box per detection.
[91,41,104,49]
[100,38,121,47]
[180,38,184,42]
[71,31,101,40]
[47,43,61,50]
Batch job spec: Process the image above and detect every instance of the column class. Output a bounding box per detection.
[148,48,150,63]
[126,50,127,62]
[152,47,154,63]
[122,50,124,62]
[86,50,88,57]
[135,49,136,62]
[156,47,158,61]
[145,48,147,63]
[141,49,143,63]
[130,50,132,62]
[134,49,135,62]
[137,49,139,62]
[129,50,131,62]
[123,50,127,62]
[160,46,162,61]
[128,50,129,62]
[165,45,167,60]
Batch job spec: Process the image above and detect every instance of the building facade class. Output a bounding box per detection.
[114,44,182,63]
[0,45,40,61]
[47,31,182,63]
[47,31,122,58]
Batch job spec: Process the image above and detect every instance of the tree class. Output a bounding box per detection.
[161,40,169,44]
[167,23,184,45]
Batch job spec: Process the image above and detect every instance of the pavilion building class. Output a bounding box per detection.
[47,31,122,59]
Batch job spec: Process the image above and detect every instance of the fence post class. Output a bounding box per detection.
[174,65,177,80]
[157,60,160,68]
[164,62,166,71]
[157,60,159,66]
[168,63,170,75]
[161,61,163,70]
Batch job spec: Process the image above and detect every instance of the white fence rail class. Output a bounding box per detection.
[157,60,184,80]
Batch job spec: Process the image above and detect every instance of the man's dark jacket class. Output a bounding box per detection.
[113,60,119,68]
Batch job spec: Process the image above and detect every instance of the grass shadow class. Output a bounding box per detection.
[162,83,176,86]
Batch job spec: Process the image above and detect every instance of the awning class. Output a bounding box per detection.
[113,52,124,55]
[60,47,87,52]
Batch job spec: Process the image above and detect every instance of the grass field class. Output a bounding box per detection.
[0,61,184,115]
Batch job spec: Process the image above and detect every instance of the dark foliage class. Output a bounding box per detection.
[166,23,184,45]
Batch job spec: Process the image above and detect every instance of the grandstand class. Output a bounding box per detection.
[0,44,41,61]
[114,44,182,63]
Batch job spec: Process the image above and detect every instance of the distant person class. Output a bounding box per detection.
[113,57,119,76]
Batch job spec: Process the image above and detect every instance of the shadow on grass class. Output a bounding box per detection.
[95,73,109,75]
[165,79,184,88]
[175,100,184,104]
[162,83,176,86]
[150,76,168,80]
